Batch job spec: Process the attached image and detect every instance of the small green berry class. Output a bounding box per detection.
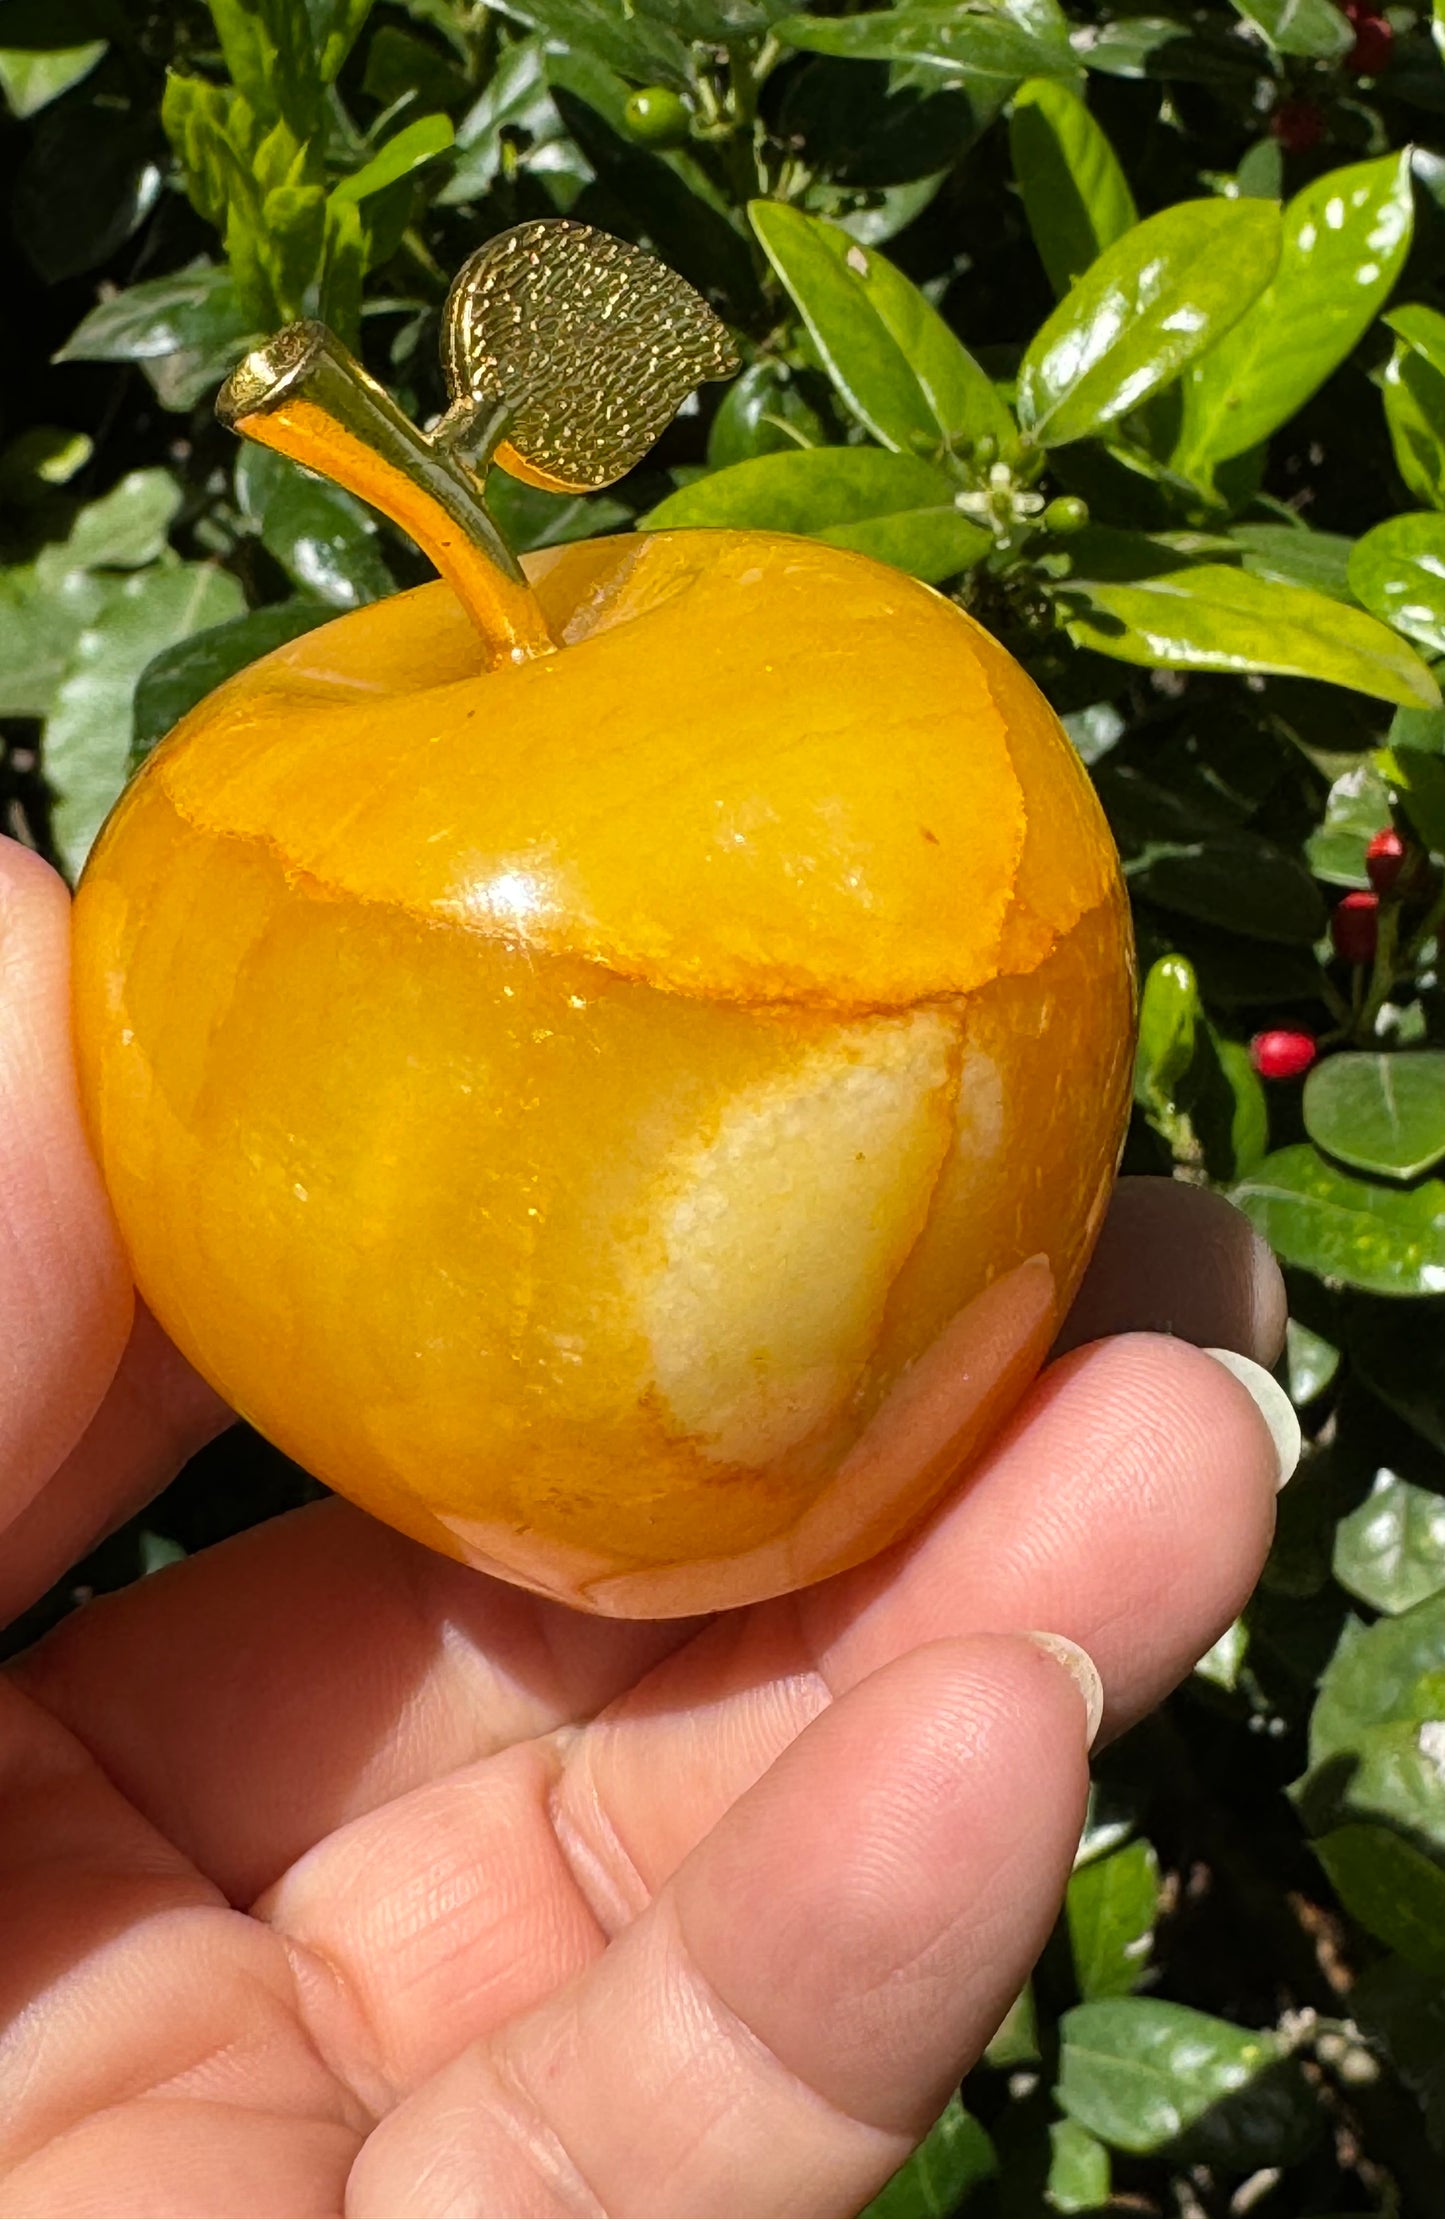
[623,87,692,147]
[1043,495,1089,537]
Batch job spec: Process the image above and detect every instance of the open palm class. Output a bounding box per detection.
[0,842,1292,2219]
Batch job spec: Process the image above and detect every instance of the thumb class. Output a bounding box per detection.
[349,1631,1097,2219]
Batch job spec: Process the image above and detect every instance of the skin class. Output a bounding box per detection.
[0,834,1286,2218]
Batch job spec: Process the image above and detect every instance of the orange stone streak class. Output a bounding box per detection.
[72,530,1134,1615]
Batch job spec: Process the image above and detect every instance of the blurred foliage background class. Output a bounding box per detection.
[5,0,1445,2211]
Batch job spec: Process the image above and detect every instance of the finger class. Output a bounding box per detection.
[19,1329,1281,1912]
[0,1303,229,1628]
[0,1680,361,2218]
[255,1335,1281,2108]
[1056,1176,1287,1364]
[16,1502,692,1902]
[542,1333,1284,1922]
[0,842,133,1529]
[345,1635,1093,2219]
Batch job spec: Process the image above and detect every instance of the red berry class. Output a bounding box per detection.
[1366,826,1407,895]
[1332,889,1380,964]
[1271,98,1326,153]
[1347,12,1393,71]
[1251,1029,1319,1080]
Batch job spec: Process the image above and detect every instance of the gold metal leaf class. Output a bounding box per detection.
[442,219,739,493]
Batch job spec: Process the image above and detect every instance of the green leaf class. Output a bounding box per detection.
[1306,764,1393,888]
[235,446,393,609]
[1286,1317,1341,1404]
[1066,1838,1159,2001]
[776,0,1080,85]
[1227,0,1353,57]
[1016,199,1281,447]
[54,263,262,412]
[1056,1999,1315,2168]
[1335,1472,1445,1614]
[331,111,454,205]
[0,37,104,116]
[706,361,825,467]
[62,470,181,571]
[1046,2119,1111,2214]
[1058,565,1441,708]
[498,0,692,91]
[131,600,334,765]
[1382,305,1445,513]
[309,0,376,83]
[1304,1052,1445,1181]
[749,202,1018,461]
[1009,77,1136,296]
[1231,522,1357,603]
[443,37,560,204]
[1176,152,1416,476]
[1234,1144,1445,1296]
[46,563,245,876]
[1129,830,1326,946]
[1350,514,1445,658]
[860,2095,998,2218]
[1314,1825,1445,1970]
[0,558,112,720]
[1310,1591,1445,1762]
[642,448,991,583]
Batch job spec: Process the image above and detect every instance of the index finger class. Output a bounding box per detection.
[0,840,133,1528]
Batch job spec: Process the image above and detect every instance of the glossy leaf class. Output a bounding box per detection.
[1310,1591,1445,1763]
[1382,305,1445,512]
[642,448,991,582]
[1304,1052,1445,1181]
[1129,830,1326,946]
[1066,1837,1159,2000]
[498,0,691,90]
[1009,77,1136,295]
[442,39,563,204]
[1233,1145,1445,1296]
[0,38,104,116]
[1228,0,1352,57]
[706,361,825,467]
[776,0,1079,85]
[1016,199,1281,447]
[1176,153,1416,474]
[1058,566,1440,707]
[1056,1999,1315,2168]
[0,557,113,719]
[54,262,262,412]
[861,2096,998,2218]
[1306,763,1393,889]
[1231,523,1356,604]
[131,601,334,765]
[1314,1826,1445,1971]
[1287,1318,1342,1404]
[330,112,454,205]
[235,446,393,609]
[1046,2120,1111,2214]
[749,202,1017,459]
[45,563,246,875]
[62,470,180,571]
[1335,1472,1445,1614]
[1350,515,1445,658]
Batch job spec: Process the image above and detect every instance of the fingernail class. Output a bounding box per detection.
[1023,1631,1104,1750]
[1203,1347,1301,1491]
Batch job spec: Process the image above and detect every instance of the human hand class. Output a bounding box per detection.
[0,839,1296,2218]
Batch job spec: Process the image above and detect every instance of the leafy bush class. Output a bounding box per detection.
[5,0,1445,2208]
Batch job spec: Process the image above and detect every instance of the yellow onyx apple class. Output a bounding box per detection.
[70,221,1135,1616]
[73,526,1132,1615]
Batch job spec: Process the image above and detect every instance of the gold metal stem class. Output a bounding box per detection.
[217,323,556,669]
